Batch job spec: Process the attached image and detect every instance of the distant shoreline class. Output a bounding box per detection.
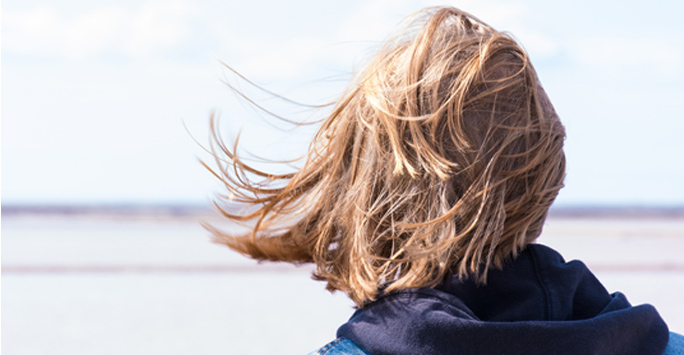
[2,204,212,217]
[3,204,684,219]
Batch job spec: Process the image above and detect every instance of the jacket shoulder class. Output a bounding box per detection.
[308,338,372,355]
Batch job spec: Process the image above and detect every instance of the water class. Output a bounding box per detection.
[2,214,683,354]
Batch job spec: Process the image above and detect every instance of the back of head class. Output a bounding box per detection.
[207,6,566,306]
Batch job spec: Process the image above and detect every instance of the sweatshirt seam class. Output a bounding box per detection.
[529,245,553,320]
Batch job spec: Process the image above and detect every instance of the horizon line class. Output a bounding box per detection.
[3,203,684,218]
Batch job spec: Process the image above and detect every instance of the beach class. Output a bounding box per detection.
[2,210,684,354]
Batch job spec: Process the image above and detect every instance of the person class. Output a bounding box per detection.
[204,6,683,355]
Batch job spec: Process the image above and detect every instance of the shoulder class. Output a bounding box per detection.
[308,338,372,355]
[664,332,684,355]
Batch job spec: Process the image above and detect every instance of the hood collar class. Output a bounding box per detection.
[338,244,669,355]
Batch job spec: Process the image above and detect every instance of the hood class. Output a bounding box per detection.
[337,244,669,355]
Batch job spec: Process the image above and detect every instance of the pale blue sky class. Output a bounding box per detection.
[2,0,683,205]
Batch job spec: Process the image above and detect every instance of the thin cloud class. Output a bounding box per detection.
[569,35,683,77]
[2,0,198,59]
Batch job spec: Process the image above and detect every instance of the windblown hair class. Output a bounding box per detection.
[205,7,566,306]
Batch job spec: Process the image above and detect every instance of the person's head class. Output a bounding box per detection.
[207,6,565,306]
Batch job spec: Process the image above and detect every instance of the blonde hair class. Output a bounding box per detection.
[205,7,566,306]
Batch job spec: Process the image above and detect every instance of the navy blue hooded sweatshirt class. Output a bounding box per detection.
[337,244,669,355]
